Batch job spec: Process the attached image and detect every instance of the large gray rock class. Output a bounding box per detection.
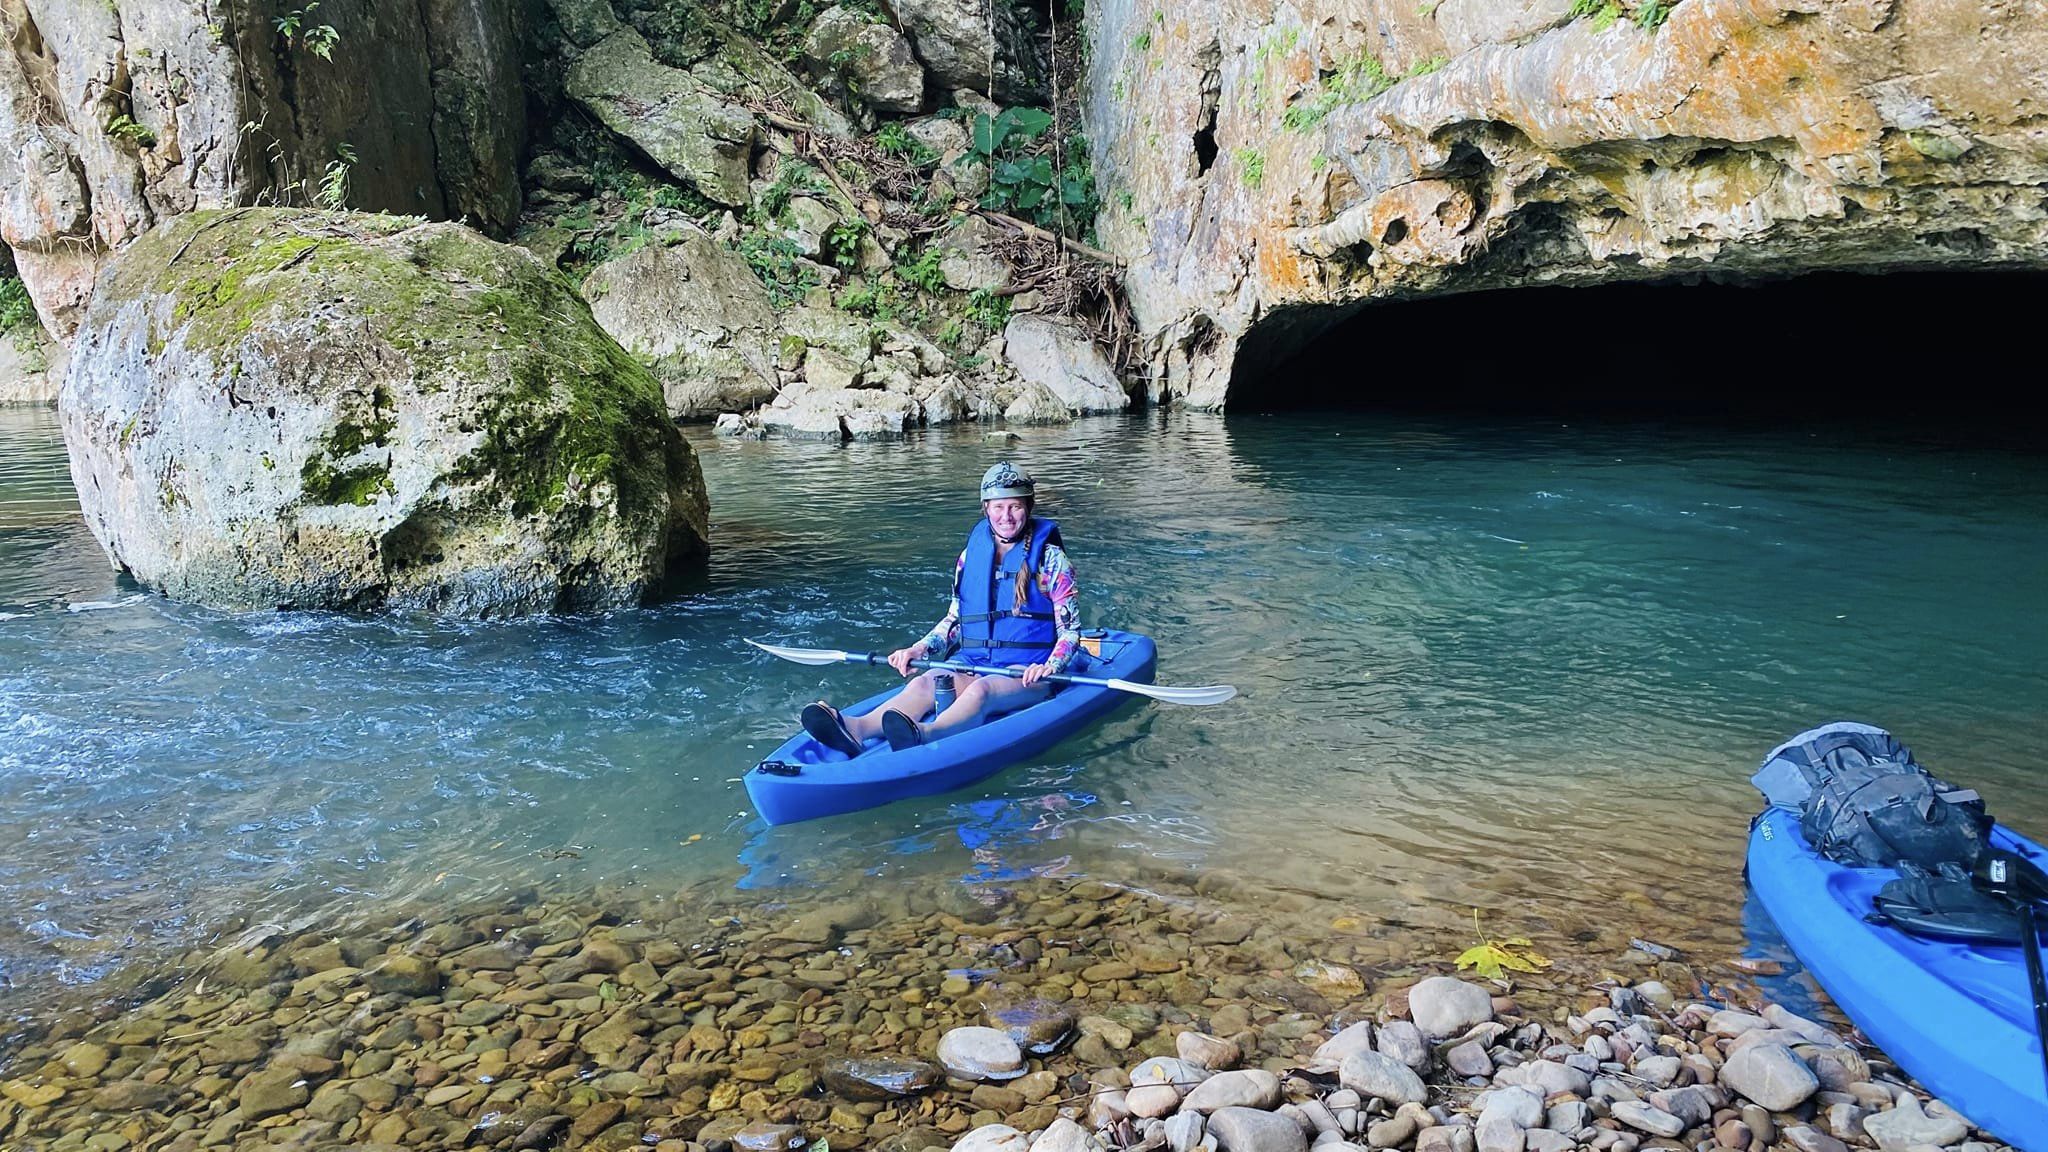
[584,233,778,419]
[566,29,756,206]
[936,216,1015,292]
[1206,1107,1308,1152]
[1720,1042,1820,1112]
[0,0,524,336]
[60,209,709,616]
[1338,1050,1427,1107]
[1001,314,1128,415]
[889,0,1048,103]
[1859,1096,1968,1151]
[1407,977,1494,1040]
[803,7,927,115]
[1181,1069,1282,1113]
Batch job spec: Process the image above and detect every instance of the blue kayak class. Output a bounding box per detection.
[1747,808,2048,1148]
[745,630,1157,825]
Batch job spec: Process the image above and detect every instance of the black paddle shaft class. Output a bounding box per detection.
[2024,902,2048,1099]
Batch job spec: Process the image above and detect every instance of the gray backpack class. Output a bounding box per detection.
[1753,722,1990,870]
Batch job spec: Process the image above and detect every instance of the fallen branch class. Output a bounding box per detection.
[983,211,1117,266]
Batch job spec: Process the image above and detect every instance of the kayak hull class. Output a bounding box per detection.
[1746,808,2048,1149]
[745,630,1157,826]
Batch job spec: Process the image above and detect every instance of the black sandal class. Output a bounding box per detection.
[881,709,925,751]
[801,702,862,757]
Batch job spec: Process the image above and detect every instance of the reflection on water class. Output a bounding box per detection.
[2,405,2045,1020]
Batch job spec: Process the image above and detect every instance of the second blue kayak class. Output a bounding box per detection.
[1747,808,2048,1149]
[745,630,1157,825]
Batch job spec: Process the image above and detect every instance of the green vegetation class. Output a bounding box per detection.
[274,3,339,59]
[1571,0,1676,29]
[106,114,157,149]
[0,275,35,337]
[896,244,946,294]
[965,287,1010,331]
[820,216,870,270]
[1282,50,1452,133]
[876,122,939,166]
[316,143,355,211]
[737,233,819,308]
[962,108,1100,239]
[750,161,828,226]
[1236,147,1265,188]
[1132,30,1152,53]
[835,278,903,320]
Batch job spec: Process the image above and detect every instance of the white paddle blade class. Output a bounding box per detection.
[745,638,854,666]
[1107,679,1238,706]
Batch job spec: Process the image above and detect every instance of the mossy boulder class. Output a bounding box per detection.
[60,208,709,616]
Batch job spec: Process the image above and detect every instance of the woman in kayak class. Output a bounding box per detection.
[802,461,1081,754]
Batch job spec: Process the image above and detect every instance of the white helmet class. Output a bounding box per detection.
[980,461,1035,501]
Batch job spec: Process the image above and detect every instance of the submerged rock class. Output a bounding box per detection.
[822,1057,943,1100]
[60,209,710,617]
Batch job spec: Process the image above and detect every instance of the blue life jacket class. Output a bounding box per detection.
[956,516,1061,667]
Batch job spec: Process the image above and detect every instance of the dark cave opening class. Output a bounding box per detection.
[1230,270,2046,429]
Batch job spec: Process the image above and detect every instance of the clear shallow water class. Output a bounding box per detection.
[2,405,2045,1018]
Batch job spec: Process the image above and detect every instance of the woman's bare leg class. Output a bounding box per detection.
[844,671,941,743]
[923,671,1050,740]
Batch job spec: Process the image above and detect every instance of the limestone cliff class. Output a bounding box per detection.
[1085,0,2048,407]
[0,0,524,336]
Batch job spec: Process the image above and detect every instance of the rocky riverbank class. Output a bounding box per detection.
[0,872,2020,1152]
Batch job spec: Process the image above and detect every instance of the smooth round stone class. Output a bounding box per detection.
[1034,1117,1096,1152]
[1176,1031,1241,1070]
[1183,1069,1282,1114]
[1339,1051,1427,1106]
[1131,1056,1211,1088]
[950,1124,1028,1152]
[735,1122,809,1152]
[61,1042,112,1078]
[1407,977,1494,1041]
[1127,1083,1182,1118]
[1375,1021,1428,1074]
[984,999,1076,1055]
[1311,1021,1375,1067]
[937,1027,1026,1081]
[1721,1043,1819,1111]
[1207,1106,1309,1152]
[1610,1101,1685,1138]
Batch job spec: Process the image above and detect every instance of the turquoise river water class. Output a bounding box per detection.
[2,405,2044,1025]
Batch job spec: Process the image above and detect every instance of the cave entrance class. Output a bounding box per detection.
[1226,270,2045,425]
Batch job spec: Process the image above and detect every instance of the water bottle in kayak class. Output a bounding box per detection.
[930,674,955,719]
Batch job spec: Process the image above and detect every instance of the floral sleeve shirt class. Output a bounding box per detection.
[917,542,1082,672]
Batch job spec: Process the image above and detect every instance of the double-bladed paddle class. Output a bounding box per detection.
[744,638,1237,706]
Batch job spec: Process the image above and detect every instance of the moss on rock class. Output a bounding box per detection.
[62,207,710,616]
